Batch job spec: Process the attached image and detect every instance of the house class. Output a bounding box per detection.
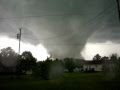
[83,60,117,72]
[83,60,103,72]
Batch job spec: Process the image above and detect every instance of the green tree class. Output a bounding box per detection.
[110,54,118,61]
[109,54,120,80]
[74,59,84,71]
[115,57,120,80]
[0,47,17,68]
[33,58,52,80]
[93,54,101,61]
[17,51,36,74]
[49,59,64,79]
[102,54,119,79]
[64,58,75,72]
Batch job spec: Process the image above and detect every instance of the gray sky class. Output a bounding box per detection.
[0,0,119,59]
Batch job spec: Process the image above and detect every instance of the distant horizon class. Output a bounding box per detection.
[0,36,120,61]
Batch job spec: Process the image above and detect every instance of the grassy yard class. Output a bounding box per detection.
[0,72,120,90]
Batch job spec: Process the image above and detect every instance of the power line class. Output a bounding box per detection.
[0,13,106,20]
[116,0,120,22]
[3,6,116,46]
[0,0,117,47]
[21,2,116,42]
[8,4,115,48]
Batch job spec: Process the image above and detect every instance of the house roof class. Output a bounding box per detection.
[84,60,117,65]
[84,60,103,65]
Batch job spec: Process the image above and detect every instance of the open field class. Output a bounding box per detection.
[0,72,120,90]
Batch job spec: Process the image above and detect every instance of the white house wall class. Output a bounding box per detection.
[83,64,102,71]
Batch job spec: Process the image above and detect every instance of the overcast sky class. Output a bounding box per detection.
[0,0,120,59]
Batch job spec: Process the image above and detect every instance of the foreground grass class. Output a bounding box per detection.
[0,72,120,90]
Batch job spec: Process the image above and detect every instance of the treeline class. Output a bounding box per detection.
[93,54,120,80]
[0,47,120,80]
[0,47,84,79]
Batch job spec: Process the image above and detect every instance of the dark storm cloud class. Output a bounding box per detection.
[88,27,120,43]
[0,0,119,58]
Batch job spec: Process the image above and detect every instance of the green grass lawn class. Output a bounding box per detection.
[0,72,120,90]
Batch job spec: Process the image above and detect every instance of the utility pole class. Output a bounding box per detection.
[17,28,22,54]
[116,0,120,22]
